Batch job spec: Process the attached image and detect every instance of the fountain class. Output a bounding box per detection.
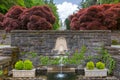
[56,57,65,78]
[53,37,68,79]
[53,37,68,55]
[47,37,76,80]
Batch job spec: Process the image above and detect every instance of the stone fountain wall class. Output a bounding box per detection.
[11,30,111,56]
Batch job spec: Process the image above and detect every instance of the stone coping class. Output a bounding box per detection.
[84,68,108,71]
[11,30,111,33]
[0,56,11,65]
[112,55,120,61]
[47,67,75,72]
[111,45,120,48]
[0,45,11,48]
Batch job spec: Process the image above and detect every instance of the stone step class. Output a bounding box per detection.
[0,56,11,65]
[105,46,120,55]
[108,50,120,52]
[108,51,120,55]
[0,47,19,56]
[105,46,120,51]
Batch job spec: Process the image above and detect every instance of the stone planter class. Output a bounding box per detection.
[84,68,107,77]
[12,69,35,77]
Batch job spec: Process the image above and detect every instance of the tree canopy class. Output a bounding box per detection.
[0,0,60,30]
[79,0,120,8]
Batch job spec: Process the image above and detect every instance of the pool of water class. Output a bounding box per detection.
[47,72,76,80]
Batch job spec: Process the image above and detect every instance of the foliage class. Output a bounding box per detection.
[21,51,37,58]
[40,56,49,65]
[2,6,26,32]
[23,60,33,70]
[2,5,56,32]
[96,62,105,69]
[39,46,86,66]
[0,70,3,76]
[24,0,35,8]
[79,0,120,8]
[0,13,4,22]
[0,0,60,31]
[79,0,97,8]
[15,60,24,70]
[97,0,120,4]
[5,6,25,19]
[50,57,60,65]
[24,0,46,8]
[98,47,116,74]
[48,3,60,30]
[69,3,120,30]
[0,0,25,14]
[15,60,33,70]
[23,0,60,30]
[19,5,55,28]
[40,56,68,66]
[86,61,95,70]
[0,13,4,29]
[67,46,87,65]
[1,34,7,40]
[112,40,119,45]
[65,18,70,30]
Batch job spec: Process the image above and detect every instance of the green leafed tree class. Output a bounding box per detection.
[79,0,97,8]
[24,0,46,8]
[65,18,70,30]
[0,0,60,30]
[79,0,120,8]
[33,0,45,6]
[48,3,60,30]
[0,0,25,14]
[24,0,60,30]
[97,0,120,4]
[78,0,120,8]
[23,0,34,8]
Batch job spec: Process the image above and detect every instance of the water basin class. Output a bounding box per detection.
[47,72,76,80]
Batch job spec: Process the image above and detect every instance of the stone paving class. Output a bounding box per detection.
[1,75,119,80]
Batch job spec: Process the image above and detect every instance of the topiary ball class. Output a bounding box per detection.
[86,61,95,70]
[23,60,33,70]
[96,62,105,69]
[15,60,24,70]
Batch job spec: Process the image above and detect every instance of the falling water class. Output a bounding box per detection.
[56,57,66,78]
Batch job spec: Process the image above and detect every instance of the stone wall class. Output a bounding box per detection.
[111,31,120,43]
[11,30,111,56]
[113,56,120,78]
[0,30,11,45]
[1,30,119,46]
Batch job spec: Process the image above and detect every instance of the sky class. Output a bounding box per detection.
[54,0,81,5]
[54,0,82,22]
